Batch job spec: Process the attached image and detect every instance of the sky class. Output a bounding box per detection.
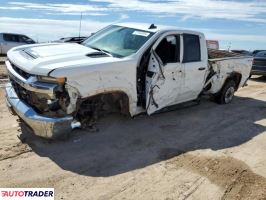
[1,0,266,50]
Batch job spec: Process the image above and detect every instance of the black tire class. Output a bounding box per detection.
[215,80,236,104]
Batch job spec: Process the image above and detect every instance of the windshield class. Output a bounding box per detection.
[82,25,154,58]
[255,51,266,58]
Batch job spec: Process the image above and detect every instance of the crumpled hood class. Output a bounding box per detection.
[7,43,120,76]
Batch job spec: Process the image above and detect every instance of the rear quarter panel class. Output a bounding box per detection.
[209,57,253,94]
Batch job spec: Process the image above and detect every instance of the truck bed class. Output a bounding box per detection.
[206,49,253,94]
[208,49,244,60]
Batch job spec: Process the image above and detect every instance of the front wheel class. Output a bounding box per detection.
[216,80,236,104]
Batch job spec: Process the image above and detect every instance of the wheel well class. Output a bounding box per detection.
[226,72,242,90]
[76,91,130,121]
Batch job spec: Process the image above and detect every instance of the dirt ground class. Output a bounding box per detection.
[0,66,266,199]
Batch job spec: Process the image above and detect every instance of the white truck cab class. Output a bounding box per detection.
[5,23,253,138]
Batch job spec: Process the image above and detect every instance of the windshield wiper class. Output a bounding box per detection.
[87,45,113,57]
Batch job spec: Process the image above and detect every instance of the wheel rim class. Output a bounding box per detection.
[225,86,235,103]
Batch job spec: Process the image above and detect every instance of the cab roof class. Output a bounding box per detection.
[114,22,204,36]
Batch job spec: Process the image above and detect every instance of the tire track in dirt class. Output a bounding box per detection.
[180,177,206,200]
[165,152,266,200]
[0,142,32,161]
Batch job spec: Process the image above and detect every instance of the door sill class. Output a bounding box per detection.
[152,98,200,115]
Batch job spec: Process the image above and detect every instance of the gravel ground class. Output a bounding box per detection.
[0,76,266,200]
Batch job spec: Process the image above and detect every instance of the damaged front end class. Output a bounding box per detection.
[5,60,79,139]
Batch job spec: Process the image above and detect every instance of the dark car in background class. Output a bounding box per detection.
[251,51,266,76]
[54,36,88,44]
[231,50,252,56]
[252,50,266,56]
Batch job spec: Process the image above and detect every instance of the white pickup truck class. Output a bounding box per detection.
[5,23,253,138]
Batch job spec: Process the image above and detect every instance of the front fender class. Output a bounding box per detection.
[50,62,138,116]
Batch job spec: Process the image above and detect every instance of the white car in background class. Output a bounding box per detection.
[0,33,36,55]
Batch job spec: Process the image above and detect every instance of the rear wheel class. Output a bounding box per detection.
[216,80,236,104]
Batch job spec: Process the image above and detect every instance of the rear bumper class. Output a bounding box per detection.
[5,83,73,139]
[251,70,266,76]
[251,65,266,76]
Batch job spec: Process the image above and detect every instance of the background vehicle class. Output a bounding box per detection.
[251,51,266,76]
[231,50,252,56]
[0,33,35,55]
[252,50,266,56]
[5,23,253,138]
[53,37,88,44]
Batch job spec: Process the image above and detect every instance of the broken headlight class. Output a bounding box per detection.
[37,76,66,84]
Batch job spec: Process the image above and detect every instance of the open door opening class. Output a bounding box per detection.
[145,34,182,115]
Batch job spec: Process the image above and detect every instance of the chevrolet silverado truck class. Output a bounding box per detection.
[5,23,253,139]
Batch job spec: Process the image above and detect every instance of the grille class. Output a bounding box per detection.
[10,78,48,113]
[10,78,29,103]
[10,62,32,79]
